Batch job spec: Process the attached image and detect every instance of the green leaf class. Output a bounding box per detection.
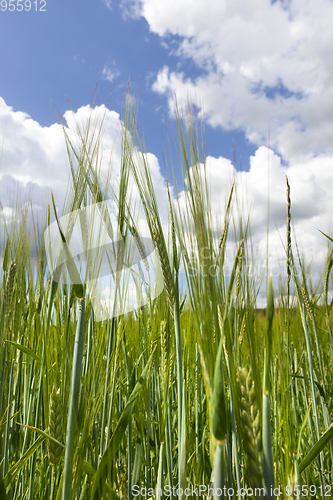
[0,475,8,500]
[212,339,227,442]
[5,341,42,363]
[292,375,329,403]
[51,191,84,297]
[318,229,333,244]
[4,435,45,487]
[82,461,96,477]
[15,422,64,448]
[299,423,333,473]
[179,294,187,314]
[297,402,312,460]
[91,348,155,500]
[2,235,9,273]
[104,485,121,500]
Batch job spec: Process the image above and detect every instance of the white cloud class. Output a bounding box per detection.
[102,62,120,83]
[132,0,333,165]
[102,0,112,10]
[170,139,333,303]
[1,98,332,305]
[0,97,69,212]
[0,99,127,229]
[120,0,142,19]
[141,0,227,37]
[0,206,18,224]
[191,147,333,296]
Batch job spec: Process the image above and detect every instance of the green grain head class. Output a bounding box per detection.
[48,389,64,467]
[212,339,228,443]
[237,366,263,490]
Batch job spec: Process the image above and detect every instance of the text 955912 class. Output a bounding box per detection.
[1,0,46,11]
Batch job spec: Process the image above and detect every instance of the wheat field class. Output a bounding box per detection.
[1,100,333,500]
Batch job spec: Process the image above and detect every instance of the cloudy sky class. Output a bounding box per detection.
[1,0,333,304]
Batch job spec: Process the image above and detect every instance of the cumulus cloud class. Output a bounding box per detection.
[0,99,125,212]
[193,147,333,298]
[102,62,120,83]
[129,0,333,165]
[102,0,112,10]
[0,100,169,263]
[0,99,125,262]
[0,97,69,213]
[1,98,332,304]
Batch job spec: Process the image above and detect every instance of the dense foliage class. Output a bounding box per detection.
[1,101,333,499]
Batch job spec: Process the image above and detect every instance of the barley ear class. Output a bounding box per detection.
[48,389,64,466]
[151,221,175,311]
[129,224,149,273]
[212,339,228,443]
[212,338,227,496]
[286,176,291,304]
[4,262,16,315]
[160,320,168,388]
[262,275,275,498]
[237,366,263,491]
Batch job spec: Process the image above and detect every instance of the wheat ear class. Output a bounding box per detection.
[237,366,263,490]
[48,388,64,466]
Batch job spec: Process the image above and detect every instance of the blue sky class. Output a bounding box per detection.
[0,0,257,172]
[1,0,333,305]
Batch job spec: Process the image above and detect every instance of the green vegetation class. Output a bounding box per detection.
[1,98,333,499]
